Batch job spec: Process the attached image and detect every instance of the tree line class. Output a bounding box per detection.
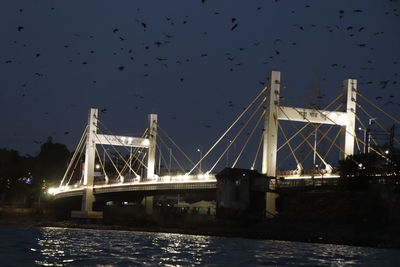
[0,137,70,205]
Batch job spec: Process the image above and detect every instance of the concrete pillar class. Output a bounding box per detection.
[143,196,154,215]
[262,70,281,176]
[146,114,158,179]
[72,108,103,219]
[339,79,357,160]
[266,192,279,215]
[82,108,97,212]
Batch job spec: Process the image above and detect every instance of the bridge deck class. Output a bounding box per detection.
[52,173,341,199]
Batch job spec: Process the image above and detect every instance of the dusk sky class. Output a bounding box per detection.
[1,0,399,170]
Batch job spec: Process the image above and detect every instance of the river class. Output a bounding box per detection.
[1,226,400,266]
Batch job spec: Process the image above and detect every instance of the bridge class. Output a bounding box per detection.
[49,70,398,219]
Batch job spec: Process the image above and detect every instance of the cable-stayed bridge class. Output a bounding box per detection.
[49,70,399,218]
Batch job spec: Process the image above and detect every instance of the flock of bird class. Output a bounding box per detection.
[2,1,399,147]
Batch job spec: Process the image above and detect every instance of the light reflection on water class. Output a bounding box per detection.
[0,226,400,266]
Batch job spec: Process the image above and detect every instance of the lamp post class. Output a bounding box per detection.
[226,140,232,167]
[197,148,202,174]
[129,147,133,179]
[168,147,172,173]
[313,127,317,170]
[358,127,367,154]
[367,118,377,153]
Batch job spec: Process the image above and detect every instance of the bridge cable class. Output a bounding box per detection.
[156,124,195,167]
[232,109,266,168]
[282,103,345,169]
[95,132,140,178]
[157,134,186,173]
[278,121,301,168]
[188,86,269,175]
[276,102,348,170]
[94,133,131,179]
[278,106,332,169]
[134,149,147,176]
[319,127,343,171]
[95,147,109,182]
[207,96,267,173]
[356,103,400,146]
[59,125,88,187]
[118,129,149,176]
[277,93,344,152]
[297,124,339,170]
[96,120,148,169]
[155,142,171,175]
[353,111,381,150]
[277,120,324,170]
[251,133,264,170]
[65,140,87,187]
[280,81,389,161]
[277,81,387,160]
[357,91,400,125]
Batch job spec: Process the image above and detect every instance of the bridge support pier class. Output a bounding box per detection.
[142,196,154,215]
[266,192,279,215]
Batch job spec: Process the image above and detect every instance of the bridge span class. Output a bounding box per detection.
[50,70,364,218]
[51,172,340,200]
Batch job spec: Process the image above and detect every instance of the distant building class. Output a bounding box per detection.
[216,168,270,220]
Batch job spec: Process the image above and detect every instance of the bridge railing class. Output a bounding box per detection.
[270,177,339,190]
[90,174,217,186]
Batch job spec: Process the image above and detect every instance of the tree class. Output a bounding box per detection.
[33,137,71,188]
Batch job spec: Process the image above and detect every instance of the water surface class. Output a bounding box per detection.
[1,226,400,266]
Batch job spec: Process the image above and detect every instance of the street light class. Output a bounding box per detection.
[197,148,202,174]
[358,127,367,154]
[226,140,232,166]
[367,118,377,153]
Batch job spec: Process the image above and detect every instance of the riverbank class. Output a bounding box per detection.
[1,209,400,250]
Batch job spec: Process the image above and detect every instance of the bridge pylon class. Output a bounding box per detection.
[71,108,103,219]
[71,108,158,219]
[261,70,357,177]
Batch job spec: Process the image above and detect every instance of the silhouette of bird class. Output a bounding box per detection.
[380,80,390,88]
[17,26,24,31]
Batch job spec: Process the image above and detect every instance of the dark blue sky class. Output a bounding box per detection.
[1,0,399,170]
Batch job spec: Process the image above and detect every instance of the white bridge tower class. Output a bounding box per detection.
[71,109,158,219]
[262,70,357,177]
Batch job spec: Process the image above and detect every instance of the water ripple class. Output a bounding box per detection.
[0,226,400,266]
